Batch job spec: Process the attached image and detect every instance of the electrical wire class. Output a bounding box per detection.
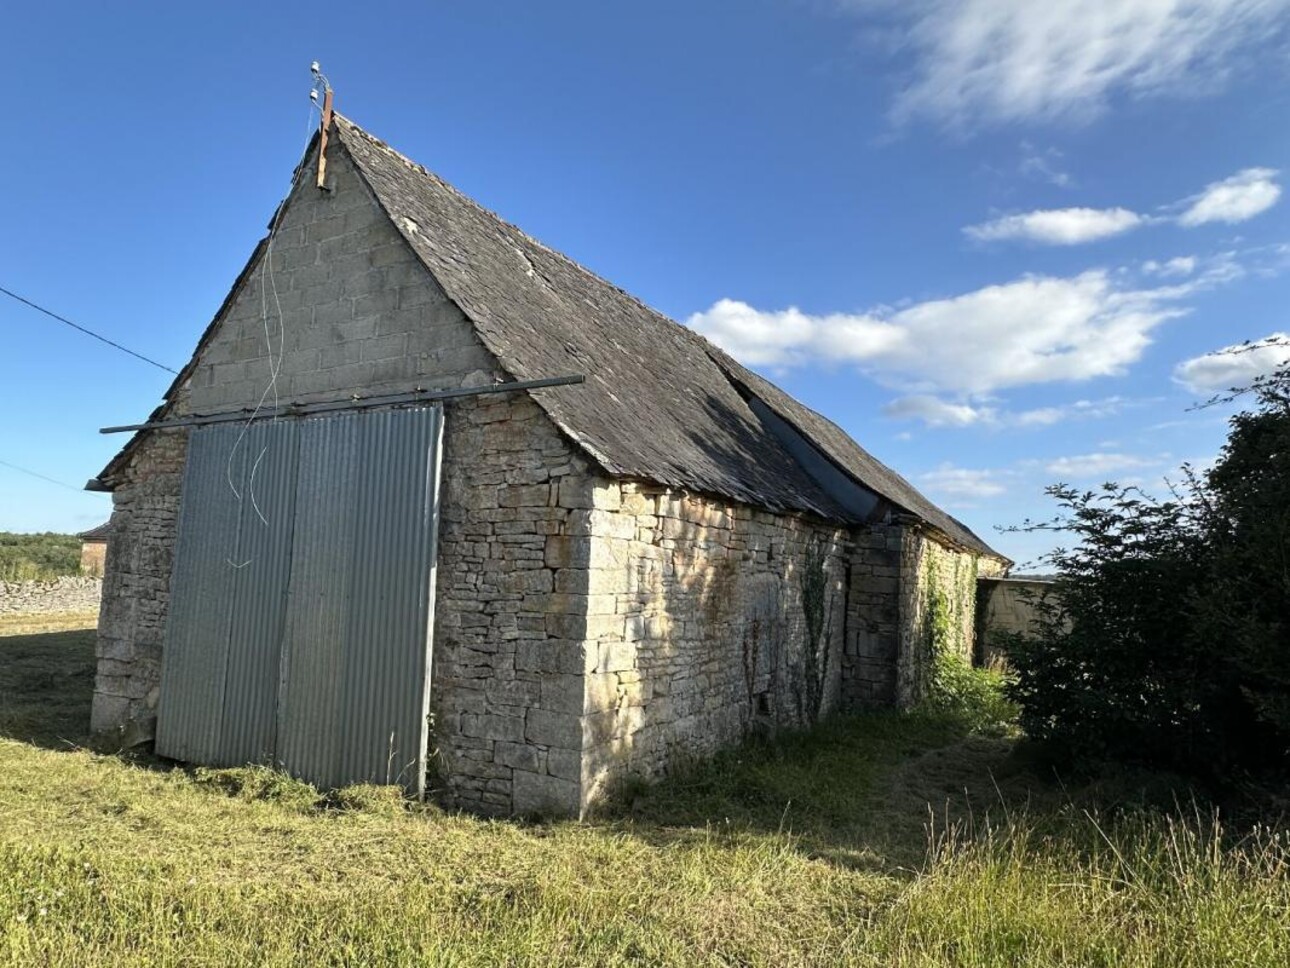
[0,459,93,494]
[0,285,178,375]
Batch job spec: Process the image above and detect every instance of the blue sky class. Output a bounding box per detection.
[2,1,1288,566]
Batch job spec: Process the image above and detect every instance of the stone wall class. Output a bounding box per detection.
[0,576,102,616]
[575,481,851,809]
[896,528,1005,706]
[976,578,1057,662]
[92,429,188,744]
[842,522,904,707]
[429,392,597,817]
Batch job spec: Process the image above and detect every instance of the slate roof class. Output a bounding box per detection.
[95,114,1003,560]
[78,522,112,541]
[334,116,1003,558]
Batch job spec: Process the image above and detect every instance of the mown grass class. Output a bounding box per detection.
[0,630,1287,966]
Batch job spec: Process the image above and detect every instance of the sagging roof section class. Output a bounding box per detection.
[333,116,1004,559]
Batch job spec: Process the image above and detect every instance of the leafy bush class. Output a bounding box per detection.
[1008,343,1290,777]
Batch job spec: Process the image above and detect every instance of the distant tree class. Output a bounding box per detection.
[0,532,82,581]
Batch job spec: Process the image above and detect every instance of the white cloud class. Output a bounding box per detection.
[1173,332,1290,393]
[921,463,1008,501]
[1044,452,1159,477]
[882,395,991,427]
[1177,167,1282,226]
[1143,256,1198,276]
[966,207,1143,245]
[688,269,1219,394]
[848,0,1290,128]
[964,169,1280,248]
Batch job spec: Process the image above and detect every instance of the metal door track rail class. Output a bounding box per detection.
[99,374,585,435]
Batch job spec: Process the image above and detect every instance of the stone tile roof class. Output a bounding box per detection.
[77,521,112,541]
[335,116,1003,558]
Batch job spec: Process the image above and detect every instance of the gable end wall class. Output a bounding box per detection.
[92,140,604,815]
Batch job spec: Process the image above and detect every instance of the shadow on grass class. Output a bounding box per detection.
[592,711,1212,873]
[0,627,97,750]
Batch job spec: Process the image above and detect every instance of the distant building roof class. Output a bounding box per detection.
[78,521,112,542]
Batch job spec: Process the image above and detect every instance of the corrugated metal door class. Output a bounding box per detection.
[155,406,443,795]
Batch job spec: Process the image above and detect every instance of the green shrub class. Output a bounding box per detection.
[1007,345,1290,777]
[924,653,1019,736]
[0,533,81,582]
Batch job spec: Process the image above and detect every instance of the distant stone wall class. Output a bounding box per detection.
[576,481,852,810]
[0,576,102,615]
[977,578,1058,661]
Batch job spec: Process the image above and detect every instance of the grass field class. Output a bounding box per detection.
[1,624,1287,966]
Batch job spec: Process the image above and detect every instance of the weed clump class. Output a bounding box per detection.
[192,765,320,811]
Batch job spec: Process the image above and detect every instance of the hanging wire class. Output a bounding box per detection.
[0,285,178,374]
[223,77,328,568]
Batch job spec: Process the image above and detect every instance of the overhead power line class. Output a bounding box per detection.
[0,459,94,494]
[0,285,179,375]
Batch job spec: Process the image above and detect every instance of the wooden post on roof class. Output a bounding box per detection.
[316,85,334,190]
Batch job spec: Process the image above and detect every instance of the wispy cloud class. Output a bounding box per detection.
[1142,256,1198,277]
[920,463,1009,503]
[884,394,1133,430]
[1177,167,1283,226]
[1018,143,1073,187]
[1173,333,1290,393]
[842,0,1290,129]
[1042,452,1163,478]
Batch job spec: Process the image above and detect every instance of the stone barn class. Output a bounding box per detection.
[88,112,1009,816]
[78,522,111,577]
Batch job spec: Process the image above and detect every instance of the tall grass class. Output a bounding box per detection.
[1,629,1287,965]
[873,809,1290,967]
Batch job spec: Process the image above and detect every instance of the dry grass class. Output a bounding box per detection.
[0,611,99,637]
[0,629,1287,966]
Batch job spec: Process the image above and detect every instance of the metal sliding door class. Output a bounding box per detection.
[155,406,443,794]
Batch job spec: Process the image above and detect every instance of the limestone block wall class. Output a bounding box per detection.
[430,391,597,817]
[842,522,905,707]
[92,429,189,744]
[896,528,1005,706]
[575,481,851,809]
[977,578,1057,661]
